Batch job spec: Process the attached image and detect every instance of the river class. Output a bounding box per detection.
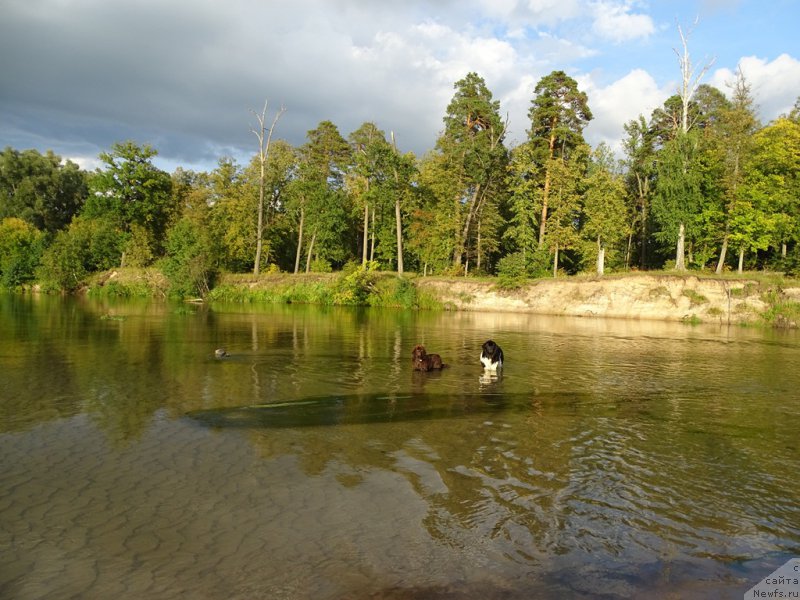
[1,294,798,599]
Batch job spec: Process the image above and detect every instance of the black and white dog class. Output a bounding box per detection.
[480,340,504,371]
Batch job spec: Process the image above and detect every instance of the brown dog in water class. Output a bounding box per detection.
[411,344,445,371]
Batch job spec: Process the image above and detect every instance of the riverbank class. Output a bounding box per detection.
[79,268,800,328]
[417,274,800,327]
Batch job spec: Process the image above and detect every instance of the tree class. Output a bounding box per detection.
[741,117,800,263]
[665,20,715,270]
[430,72,508,271]
[582,144,629,275]
[541,145,588,277]
[0,147,87,233]
[622,116,657,268]
[289,121,353,272]
[675,20,715,135]
[347,124,416,272]
[0,217,44,288]
[348,122,390,266]
[250,100,285,276]
[652,131,703,270]
[526,70,592,246]
[207,157,254,272]
[712,69,759,273]
[84,141,173,267]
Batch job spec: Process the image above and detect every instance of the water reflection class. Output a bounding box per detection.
[187,392,516,429]
[1,294,799,599]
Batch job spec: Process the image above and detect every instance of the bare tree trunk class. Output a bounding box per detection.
[553,243,559,278]
[634,169,650,269]
[675,21,714,135]
[596,236,605,276]
[476,218,482,272]
[369,208,376,261]
[305,230,317,273]
[251,100,285,276]
[395,198,404,274]
[738,247,745,274]
[453,184,482,267]
[716,230,729,274]
[782,243,787,258]
[675,222,686,271]
[539,169,551,248]
[294,205,305,274]
[362,201,369,265]
[537,131,558,247]
[391,131,404,274]
[625,232,632,270]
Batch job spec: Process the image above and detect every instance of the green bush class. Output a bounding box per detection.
[0,218,44,288]
[496,252,529,288]
[162,218,217,298]
[37,229,87,291]
[332,261,378,305]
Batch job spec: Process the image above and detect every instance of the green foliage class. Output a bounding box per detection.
[332,261,379,305]
[429,72,509,267]
[84,141,174,260]
[0,218,45,288]
[759,289,800,327]
[162,217,217,299]
[528,70,593,158]
[206,281,333,305]
[496,248,551,287]
[122,224,155,268]
[87,279,154,299]
[37,229,87,292]
[0,147,88,233]
[37,216,122,291]
[652,131,704,245]
[582,145,630,273]
[309,257,332,273]
[496,252,529,288]
[682,289,708,307]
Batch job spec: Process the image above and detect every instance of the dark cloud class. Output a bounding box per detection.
[1,0,796,172]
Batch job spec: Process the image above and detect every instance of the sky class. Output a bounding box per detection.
[1,0,798,173]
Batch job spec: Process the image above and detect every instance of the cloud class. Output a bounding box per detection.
[581,68,670,154]
[709,54,800,123]
[476,0,583,28]
[590,1,656,43]
[0,0,795,173]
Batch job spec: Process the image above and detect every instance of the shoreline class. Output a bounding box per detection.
[70,268,800,328]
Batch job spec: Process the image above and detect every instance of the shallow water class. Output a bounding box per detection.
[1,294,798,599]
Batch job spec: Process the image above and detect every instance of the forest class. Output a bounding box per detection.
[1,68,799,298]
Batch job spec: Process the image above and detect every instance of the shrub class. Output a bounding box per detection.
[162,218,217,298]
[0,218,45,288]
[332,261,378,305]
[37,229,87,291]
[496,252,528,288]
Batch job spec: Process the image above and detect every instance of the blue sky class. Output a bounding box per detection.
[1,0,798,172]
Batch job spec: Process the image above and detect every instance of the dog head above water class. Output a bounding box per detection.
[412,344,444,371]
[480,340,504,370]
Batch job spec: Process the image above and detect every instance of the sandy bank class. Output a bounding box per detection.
[417,275,800,327]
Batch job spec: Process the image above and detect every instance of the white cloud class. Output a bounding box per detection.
[581,68,670,154]
[590,1,656,43]
[709,54,800,123]
[476,0,583,27]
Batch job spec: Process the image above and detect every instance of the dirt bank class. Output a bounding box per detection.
[417,274,800,327]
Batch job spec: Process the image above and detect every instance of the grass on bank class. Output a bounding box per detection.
[56,264,800,328]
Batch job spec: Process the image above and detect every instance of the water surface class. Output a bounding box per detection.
[1,295,798,599]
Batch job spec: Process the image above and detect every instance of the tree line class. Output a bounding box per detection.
[1,68,799,296]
